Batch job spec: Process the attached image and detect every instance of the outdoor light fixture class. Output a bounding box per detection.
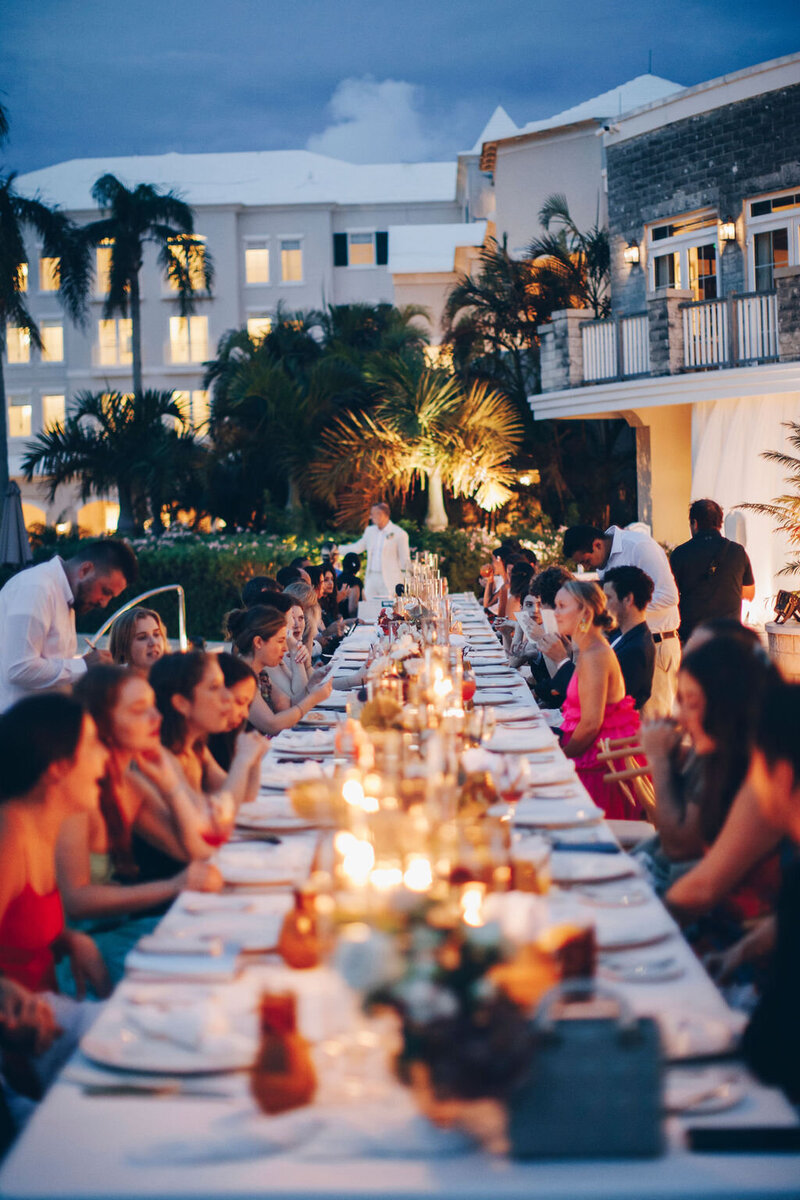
[719,220,736,243]
[623,242,640,265]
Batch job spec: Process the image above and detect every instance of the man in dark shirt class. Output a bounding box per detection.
[669,499,755,643]
[602,565,656,710]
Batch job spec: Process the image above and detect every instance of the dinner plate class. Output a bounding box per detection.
[574,882,652,908]
[237,809,316,833]
[486,728,556,753]
[664,1067,746,1114]
[513,800,605,829]
[549,851,638,884]
[658,1009,742,1061]
[474,690,518,705]
[298,711,341,728]
[592,909,677,952]
[81,1002,256,1075]
[601,953,685,982]
[215,838,316,886]
[473,675,522,688]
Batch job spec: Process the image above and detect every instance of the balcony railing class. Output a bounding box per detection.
[581,313,650,382]
[680,291,778,370]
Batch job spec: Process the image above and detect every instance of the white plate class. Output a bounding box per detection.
[216,839,316,887]
[486,728,556,753]
[81,1003,255,1075]
[592,909,677,952]
[549,851,638,884]
[473,676,522,689]
[601,953,685,982]
[574,882,652,908]
[474,690,518,706]
[236,811,316,833]
[299,711,341,728]
[514,800,605,829]
[664,1067,746,1114]
[658,1010,742,1061]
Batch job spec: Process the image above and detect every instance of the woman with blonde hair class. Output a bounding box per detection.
[109,608,168,676]
[554,579,643,818]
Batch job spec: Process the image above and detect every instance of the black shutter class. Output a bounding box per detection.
[375,231,389,266]
[333,233,348,267]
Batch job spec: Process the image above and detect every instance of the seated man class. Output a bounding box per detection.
[602,565,656,710]
[741,681,800,1103]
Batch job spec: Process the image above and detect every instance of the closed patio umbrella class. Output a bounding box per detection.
[0,481,33,566]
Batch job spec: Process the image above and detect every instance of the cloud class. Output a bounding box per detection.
[306,76,442,163]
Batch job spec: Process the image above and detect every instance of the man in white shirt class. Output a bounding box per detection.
[563,524,680,719]
[339,503,410,601]
[0,540,137,712]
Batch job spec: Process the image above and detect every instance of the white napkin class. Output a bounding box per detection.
[124,948,240,982]
[272,729,335,754]
[485,726,556,753]
[216,835,317,886]
[495,705,542,723]
[260,759,324,788]
[125,999,231,1051]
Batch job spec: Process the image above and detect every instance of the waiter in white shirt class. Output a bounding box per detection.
[339,503,410,601]
[0,541,137,712]
[562,523,680,719]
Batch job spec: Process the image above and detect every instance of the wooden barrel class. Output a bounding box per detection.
[766,622,800,681]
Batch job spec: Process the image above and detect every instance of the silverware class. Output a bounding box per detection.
[81,1082,232,1098]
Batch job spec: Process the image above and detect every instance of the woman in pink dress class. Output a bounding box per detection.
[555,580,643,819]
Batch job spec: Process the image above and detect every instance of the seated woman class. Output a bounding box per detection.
[337,553,364,619]
[255,593,313,706]
[0,696,111,1140]
[319,563,343,628]
[499,561,535,655]
[641,636,781,927]
[138,652,265,881]
[108,607,168,676]
[0,694,109,998]
[482,546,519,620]
[208,655,258,772]
[56,666,223,985]
[286,579,344,658]
[555,579,642,818]
[226,606,333,736]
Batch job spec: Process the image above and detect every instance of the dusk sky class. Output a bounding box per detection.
[3,0,799,175]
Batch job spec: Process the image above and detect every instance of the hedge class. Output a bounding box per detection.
[0,522,565,642]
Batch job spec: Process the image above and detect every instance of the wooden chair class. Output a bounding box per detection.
[596,735,656,822]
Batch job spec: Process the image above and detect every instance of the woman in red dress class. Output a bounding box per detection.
[0,693,109,996]
[555,579,644,819]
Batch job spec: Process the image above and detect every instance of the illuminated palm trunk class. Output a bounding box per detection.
[425,467,448,531]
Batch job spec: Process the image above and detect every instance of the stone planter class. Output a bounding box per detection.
[766,621,800,681]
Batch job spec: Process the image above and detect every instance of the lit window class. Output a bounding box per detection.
[172,389,210,429]
[6,326,31,364]
[653,253,679,290]
[15,263,28,292]
[169,316,208,363]
[96,241,114,294]
[8,402,32,438]
[247,316,272,341]
[39,257,60,291]
[98,319,133,366]
[280,239,303,282]
[687,244,717,301]
[349,233,375,267]
[41,322,64,362]
[647,211,720,300]
[753,228,789,292]
[245,244,270,284]
[166,237,207,291]
[42,394,66,429]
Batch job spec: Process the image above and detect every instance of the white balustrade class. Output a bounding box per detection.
[581,321,617,382]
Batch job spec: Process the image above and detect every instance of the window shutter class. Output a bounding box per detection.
[375,231,389,266]
[333,233,348,267]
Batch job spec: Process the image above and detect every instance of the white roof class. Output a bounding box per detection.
[516,75,684,137]
[388,221,487,274]
[15,150,457,211]
[465,106,520,155]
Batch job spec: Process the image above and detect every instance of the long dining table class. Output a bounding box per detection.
[2,595,799,1200]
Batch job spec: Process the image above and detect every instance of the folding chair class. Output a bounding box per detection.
[596,735,656,826]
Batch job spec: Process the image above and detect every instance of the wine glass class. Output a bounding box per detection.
[202,789,235,848]
[498,756,531,812]
[480,706,497,744]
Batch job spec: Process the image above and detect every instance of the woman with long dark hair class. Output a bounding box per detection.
[56,666,222,983]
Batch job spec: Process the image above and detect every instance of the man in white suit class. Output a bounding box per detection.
[339,503,410,600]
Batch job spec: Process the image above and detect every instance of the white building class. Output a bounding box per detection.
[7,149,466,530]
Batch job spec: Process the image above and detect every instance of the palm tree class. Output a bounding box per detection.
[205,311,362,525]
[528,193,610,318]
[0,104,91,500]
[81,175,213,401]
[21,389,206,535]
[308,357,523,530]
[742,422,800,577]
